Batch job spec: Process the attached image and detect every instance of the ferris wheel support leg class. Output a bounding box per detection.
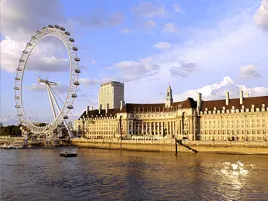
[47,85,57,119]
[47,86,74,138]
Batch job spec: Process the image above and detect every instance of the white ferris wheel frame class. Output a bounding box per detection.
[14,25,80,137]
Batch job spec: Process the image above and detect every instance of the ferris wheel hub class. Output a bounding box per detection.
[38,77,57,86]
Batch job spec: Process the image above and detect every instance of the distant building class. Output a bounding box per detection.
[75,84,268,141]
[98,81,124,110]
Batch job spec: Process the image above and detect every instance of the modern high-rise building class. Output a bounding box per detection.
[98,81,124,110]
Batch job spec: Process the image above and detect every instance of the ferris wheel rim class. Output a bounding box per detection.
[14,25,80,135]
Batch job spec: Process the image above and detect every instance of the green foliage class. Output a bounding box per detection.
[0,125,22,137]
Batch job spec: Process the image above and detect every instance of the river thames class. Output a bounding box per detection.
[1,148,268,201]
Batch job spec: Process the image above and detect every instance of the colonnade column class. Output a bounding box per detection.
[158,122,160,135]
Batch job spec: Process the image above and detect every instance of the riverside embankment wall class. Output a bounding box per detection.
[72,139,268,155]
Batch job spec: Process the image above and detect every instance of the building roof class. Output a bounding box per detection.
[79,108,120,119]
[120,97,196,113]
[200,96,268,111]
[100,81,124,87]
[78,97,197,119]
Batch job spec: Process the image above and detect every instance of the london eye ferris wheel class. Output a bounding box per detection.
[14,25,81,140]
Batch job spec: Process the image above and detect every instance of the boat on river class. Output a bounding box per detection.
[60,151,77,157]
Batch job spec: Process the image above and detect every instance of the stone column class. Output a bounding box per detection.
[150,122,152,135]
[157,122,160,135]
[173,121,175,138]
[146,122,148,135]
[133,122,136,135]
[162,122,164,136]
[131,121,134,135]
[141,122,144,135]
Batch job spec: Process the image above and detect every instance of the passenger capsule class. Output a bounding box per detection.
[42,27,46,29]
[17,114,22,117]
[69,38,75,42]
[54,25,60,28]
[15,77,20,81]
[65,31,70,35]
[72,94,77,98]
[16,68,22,71]
[27,42,32,46]
[73,81,80,86]
[48,25,54,28]
[22,50,28,54]
[72,47,78,51]
[67,105,74,109]
[60,27,65,31]
[63,115,69,119]
[14,87,19,90]
[74,57,80,62]
[31,36,36,40]
[15,105,21,108]
[19,59,25,62]
[15,96,20,99]
[75,69,81,73]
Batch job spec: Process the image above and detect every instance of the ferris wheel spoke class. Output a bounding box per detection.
[47,85,57,119]
[48,86,74,138]
[50,86,76,120]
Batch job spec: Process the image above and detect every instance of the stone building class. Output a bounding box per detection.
[198,91,268,141]
[74,85,268,141]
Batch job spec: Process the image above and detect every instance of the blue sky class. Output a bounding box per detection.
[1,0,268,125]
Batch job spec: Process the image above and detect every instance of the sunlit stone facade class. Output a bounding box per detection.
[198,92,268,141]
[74,85,268,141]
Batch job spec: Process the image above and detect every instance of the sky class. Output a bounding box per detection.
[1,0,268,125]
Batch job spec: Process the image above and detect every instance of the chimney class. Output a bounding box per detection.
[106,103,109,114]
[99,104,102,114]
[197,93,202,108]
[240,90,243,105]
[244,92,249,97]
[120,100,124,111]
[225,91,229,105]
[86,106,89,115]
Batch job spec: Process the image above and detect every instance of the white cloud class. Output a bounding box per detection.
[1,0,64,41]
[141,19,156,29]
[173,4,183,13]
[120,28,133,34]
[79,78,102,86]
[239,65,261,79]
[154,42,172,49]
[173,76,268,101]
[113,58,160,82]
[169,61,198,77]
[77,12,124,28]
[163,23,179,33]
[25,82,69,94]
[254,0,268,31]
[0,37,70,72]
[132,2,166,18]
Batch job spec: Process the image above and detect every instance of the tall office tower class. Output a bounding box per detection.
[98,81,124,110]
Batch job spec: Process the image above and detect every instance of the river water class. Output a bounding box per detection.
[1,148,268,201]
